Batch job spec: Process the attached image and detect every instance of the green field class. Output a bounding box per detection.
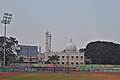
[0,72,120,80]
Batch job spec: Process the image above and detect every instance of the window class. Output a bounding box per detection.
[57,56,60,58]
[27,58,29,61]
[57,62,59,64]
[76,56,78,60]
[67,56,69,58]
[62,56,64,58]
[76,56,78,59]
[76,62,78,65]
[62,62,64,64]
[80,63,83,65]
[66,62,69,64]
[71,56,74,58]
[71,62,74,65]
[81,56,83,59]
[71,56,74,60]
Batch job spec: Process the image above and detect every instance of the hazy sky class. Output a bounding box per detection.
[0,0,120,52]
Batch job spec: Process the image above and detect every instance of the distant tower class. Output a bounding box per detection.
[48,33,52,52]
[45,30,52,53]
[70,38,72,43]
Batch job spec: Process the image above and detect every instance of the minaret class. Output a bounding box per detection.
[45,31,49,53]
[48,33,52,52]
[45,30,52,53]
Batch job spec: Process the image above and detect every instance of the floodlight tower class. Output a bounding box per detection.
[1,12,12,67]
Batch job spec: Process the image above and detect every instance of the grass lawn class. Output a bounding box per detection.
[0,72,120,80]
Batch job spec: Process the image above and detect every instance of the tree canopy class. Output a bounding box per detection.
[0,36,20,65]
[85,41,120,65]
[16,57,24,63]
[45,55,59,64]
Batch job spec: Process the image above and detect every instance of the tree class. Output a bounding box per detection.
[79,48,86,52]
[45,55,59,64]
[16,57,24,63]
[85,41,120,64]
[0,36,20,65]
[49,55,59,64]
[44,60,51,64]
[7,54,16,64]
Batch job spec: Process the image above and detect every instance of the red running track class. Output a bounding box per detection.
[0,72,25,78]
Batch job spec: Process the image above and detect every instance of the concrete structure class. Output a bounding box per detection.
[17,45,41,63]
[45,30,52,53]
[44,31,85,67]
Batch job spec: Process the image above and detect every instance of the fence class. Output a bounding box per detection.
[0,67,70,72]
[0,67,47,72]
[1,65,120,72]
[79,65,120,72]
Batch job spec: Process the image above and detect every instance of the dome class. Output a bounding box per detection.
[65,39,77,52]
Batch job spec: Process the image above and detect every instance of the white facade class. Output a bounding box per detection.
[45,52,84,67]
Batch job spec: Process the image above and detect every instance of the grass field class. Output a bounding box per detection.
[0,72,120,80]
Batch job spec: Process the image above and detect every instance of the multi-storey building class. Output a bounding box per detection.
[17,45,41,63]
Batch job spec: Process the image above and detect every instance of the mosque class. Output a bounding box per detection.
[16,30,85,67]
[44,31,85,67]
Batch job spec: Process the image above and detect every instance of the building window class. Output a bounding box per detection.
[57,62,59,64]
[62,62,64,64]
[71,56,74,59]
[48,56,51,58]
[81,56,83,59]
[62,56,64,59]
[76,56,78,60]
[57,56,60,58]
[67,56,69,58]
[76,56,78,59]
[71,62,74,65]
[80,63,83,65]
[76,62,78,65]
[66,62,69,64]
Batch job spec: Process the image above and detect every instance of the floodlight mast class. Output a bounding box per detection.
[1,12,12,67]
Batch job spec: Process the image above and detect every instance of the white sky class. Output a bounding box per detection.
[0,0,120,52]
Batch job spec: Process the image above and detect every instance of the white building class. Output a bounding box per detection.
[44,31,85,67]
